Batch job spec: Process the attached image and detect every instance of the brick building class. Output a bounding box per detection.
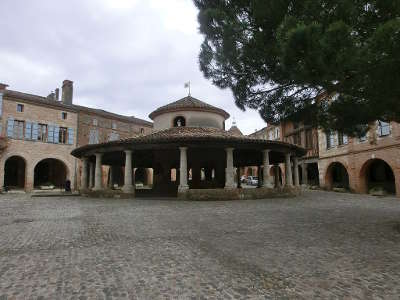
[318,121,400,197]
[0,80,153,192]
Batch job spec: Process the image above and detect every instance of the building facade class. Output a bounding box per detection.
[0,80,153,192]
[318,121,400,197]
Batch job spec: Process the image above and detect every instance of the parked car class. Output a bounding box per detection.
[246,176,258,186]
[240,175,247,183]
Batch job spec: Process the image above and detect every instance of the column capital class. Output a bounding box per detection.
[179,146,188,151]
[95,152,103,158]
[262,149,271,154]
[124,149,133,154]
[82,156,89,162]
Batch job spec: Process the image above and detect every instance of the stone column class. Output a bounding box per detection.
[293,156,300,187]
[285,153,293,187]
[302,163,308,186]
[225,148,235,189]
[89,162,94,189]
[93,153,103,191]
[122,150,135,193]
[81,157,88,190]
[178,147,189,191]
[262,150,272,188]
[274,165,280,188]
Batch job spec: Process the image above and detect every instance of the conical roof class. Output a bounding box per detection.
[149,96,230,120]
[228,125,243,136]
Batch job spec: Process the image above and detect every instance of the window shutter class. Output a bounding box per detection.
[343,135,348,144]
[53,125,60,144]
[25,121,32,140]
[89,130,94,144]
[48,124,54,143]
[32,123,39,140]
[95,130,99,144]
[7,117,14,137]
[68,128,74,145]
[0,93,3,117]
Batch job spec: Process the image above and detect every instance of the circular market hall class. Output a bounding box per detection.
[72,96,306,200]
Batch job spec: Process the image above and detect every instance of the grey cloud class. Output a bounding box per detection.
[0,0,267,133]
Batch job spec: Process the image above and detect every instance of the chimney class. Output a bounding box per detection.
[55,88,60,101]
[61,80,73,105]
[0,83,8,92]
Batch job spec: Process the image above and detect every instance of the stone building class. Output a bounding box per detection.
[72,96,305,200]
[0,80,153,192]
[318,122,400,197]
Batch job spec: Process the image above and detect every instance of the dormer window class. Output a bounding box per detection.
[173,116,186,127]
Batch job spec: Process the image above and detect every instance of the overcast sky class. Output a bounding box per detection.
[0,0,267,134]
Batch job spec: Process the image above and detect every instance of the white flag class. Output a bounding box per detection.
[184,82,190,88]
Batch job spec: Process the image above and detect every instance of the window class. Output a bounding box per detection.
[93,119,98,126]
[112,122,117,130]
[338,132,348,145]
[89,129,99,144]
[268,130,274,140]
[17,104,24,112]
[61,112,67,119]
[173,116,186,127]
[13,120,24,139]
[140,128,145,134]
[38,124,47,142]
[326,131,335,149]
[377,120,390,137]
[293,132,301,145]
[275,128,280,139]
[306,129,313,149]
[59,127,68,144]
[108,132,119,141]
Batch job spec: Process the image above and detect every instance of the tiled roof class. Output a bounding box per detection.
[149,96,230,119]
[71,126,306,157]
[4,90,152,126]
[228,125,243,136]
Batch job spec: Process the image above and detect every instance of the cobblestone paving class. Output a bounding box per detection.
[0,191,400,299]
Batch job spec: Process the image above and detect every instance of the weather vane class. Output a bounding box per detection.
[184,81,191,96]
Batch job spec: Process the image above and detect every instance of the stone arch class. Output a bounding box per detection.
[4,155,26,190]
[325,162,349,190]
[359,158,396,195]
[34,158,69,189]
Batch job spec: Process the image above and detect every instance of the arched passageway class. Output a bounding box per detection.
[307,163,320,186]
[4,156,26,190]
[360,159,396,195]
[34,158,68,189]
[325,162,349,190]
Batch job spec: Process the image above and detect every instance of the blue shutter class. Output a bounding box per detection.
[0,93,3,117]
[32,123,39,141]
[25,121,32,140]
[7,117,14,137]
[48,124,54,143]
[53,125,60,144]
[68,128,74,145]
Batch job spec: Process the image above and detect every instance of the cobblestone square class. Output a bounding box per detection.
[0,191,399,299]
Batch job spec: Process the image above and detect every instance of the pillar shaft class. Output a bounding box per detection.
[262,150,272,188]
[93,153,103,191]
[225,148,235,189]
[81,157,88,190]
[122,150,135,193]
[178,147,189,191]
[108,166,114,188]
[293,157,300,186]
[285,153,293,187]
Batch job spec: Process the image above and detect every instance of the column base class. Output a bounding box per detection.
[178,185,189,193]
[122,185,135,193]
[224,185,236,189]
[262,183,274,188]
[92,186,103,191]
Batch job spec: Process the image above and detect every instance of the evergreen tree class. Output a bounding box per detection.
[194,0,400,135]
